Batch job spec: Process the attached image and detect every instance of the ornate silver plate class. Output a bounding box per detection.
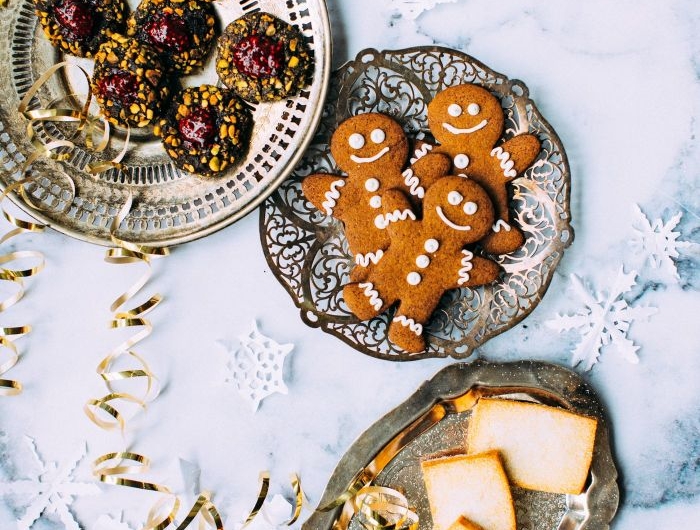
[303,361,619,530]
[0,0,331,246]
[261,47,573,360]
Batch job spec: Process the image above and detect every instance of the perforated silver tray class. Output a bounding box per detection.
[0,0,331,246]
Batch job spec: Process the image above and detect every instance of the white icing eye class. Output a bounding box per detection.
[447,103,462,117]
[467,103,480,116]
[365,178,380,192]
[416,255,430,268]
[369,195,382,209]
[370,128,386,144]
[454,154,470,170]
[424,238,439,253]
[463,201,478,215]
[406,272,422,286]
[349,133,365,149]
[448,191,464,206]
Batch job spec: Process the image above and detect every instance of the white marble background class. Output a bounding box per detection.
[1,0,699,528]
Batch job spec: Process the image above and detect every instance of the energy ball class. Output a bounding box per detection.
[127,0,217,75]
[91,34,170,128]
[34,0,129,58]
[216,12,312,103]
[155,85,253,177]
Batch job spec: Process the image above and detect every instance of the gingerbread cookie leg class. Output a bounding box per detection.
[388,301,435,353]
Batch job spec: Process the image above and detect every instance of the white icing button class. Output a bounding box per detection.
[349,133,365,149]
[447,103,462,117]
[369,195,382,209]
[406,272,422,286]
[365,177,380,192]
[416,255,430,268]
[424,238,439,253]
[467,103,480,116]
[448,191,464,205]
[370,128,386,144]
[454,154,470,169]
[463,201,478,215]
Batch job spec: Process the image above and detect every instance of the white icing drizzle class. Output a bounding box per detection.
[393,316,423,336]
[436,206,471,231]
[401,168,425,198]
[350,146,390,164]
[322,179,346,215]
[409,143,433,164]
[359,282,383,311]
[490,147,517,178]
[355,250,384,267]
[492,219,512,232]
[375,209,417,229]
[406,272,422,286]
[457,250,474,286]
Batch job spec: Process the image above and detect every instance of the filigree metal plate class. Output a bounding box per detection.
[303,361,619,530]
[0,0,331,246]
[261,47,572,360]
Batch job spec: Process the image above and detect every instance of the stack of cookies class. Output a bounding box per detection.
[302,83,541,353]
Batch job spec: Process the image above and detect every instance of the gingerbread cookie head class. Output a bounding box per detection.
[423,176,495,245]
[329,113,409,177]
[428,85,504,154]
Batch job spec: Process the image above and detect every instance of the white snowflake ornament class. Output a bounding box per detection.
[226,321,294,412]
[630,204,692,280]
[547,268,657,371]
[0,438,99,530]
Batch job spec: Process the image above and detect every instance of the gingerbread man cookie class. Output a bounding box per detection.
[343,176,501,353]
[427,84,541,255]
[302,113,450,280]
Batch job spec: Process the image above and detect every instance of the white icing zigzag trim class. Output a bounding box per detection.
[393,316,423,336]
[359,282,383,311]
[374,209,416,229]
[409,143,433,164]
[355,250,384,267]
[457,249,474,286]
[322,179,346,215]
[491,147,517,178]
[492,219,512,232]
[401,168,425,198]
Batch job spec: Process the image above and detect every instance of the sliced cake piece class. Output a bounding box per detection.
[467,398,598,495]
[421,451,516,530]
[447,515,484,530]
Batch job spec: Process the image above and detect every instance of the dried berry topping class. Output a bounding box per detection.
[95,71,139,105]
[232,34,285,79]
[145,14,191,53]
[53,0,95,40]
[178,106,217,149]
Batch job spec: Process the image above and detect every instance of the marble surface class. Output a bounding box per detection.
[1,0,700,528]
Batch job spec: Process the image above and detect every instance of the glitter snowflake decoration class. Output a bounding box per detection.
[547,268,657,370]
[630,204,692,280]
[0,437,99,530]
[225,322,294,412]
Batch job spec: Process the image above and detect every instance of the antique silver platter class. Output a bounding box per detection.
[303,361,619,530]
[0,0,331,246]
[261,46,573,360]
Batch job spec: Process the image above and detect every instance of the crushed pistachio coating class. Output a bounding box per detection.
[155,84,253,177]
[127,0,218,75]
[91,34,170,128]
[216,12,313,103]
[33,0,129,58]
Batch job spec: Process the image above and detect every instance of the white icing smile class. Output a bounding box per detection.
[442,120,488,135]
[436,206,472,231]
[350,146,390,164]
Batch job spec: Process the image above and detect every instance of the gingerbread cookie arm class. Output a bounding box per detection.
[493,134,541,178]
[301,173,349,218]
[378,189,418,240]
[343,281,392,321]
[445,250,501,290]
[407,152,452,194]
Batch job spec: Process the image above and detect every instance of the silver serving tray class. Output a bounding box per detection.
[261,47,573,360]
[303,361,619,530]
[0,0,331,246]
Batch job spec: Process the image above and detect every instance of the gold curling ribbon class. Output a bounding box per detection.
[352,487,418,530]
